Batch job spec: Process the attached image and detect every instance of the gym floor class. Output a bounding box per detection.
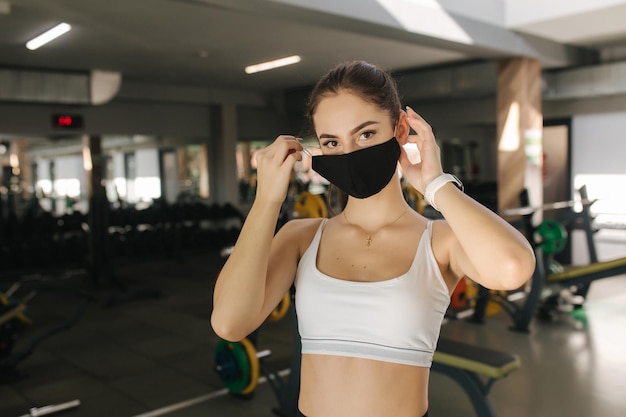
[2,232,626,417]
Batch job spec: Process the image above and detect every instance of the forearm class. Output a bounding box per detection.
[436,183,535,289]
[211,198,282,338]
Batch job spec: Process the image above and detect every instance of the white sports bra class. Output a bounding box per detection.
[294,219,450,367]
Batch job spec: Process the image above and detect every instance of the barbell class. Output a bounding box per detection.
[215,337,269,395]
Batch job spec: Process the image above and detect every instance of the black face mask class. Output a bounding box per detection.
[312,137,401,199]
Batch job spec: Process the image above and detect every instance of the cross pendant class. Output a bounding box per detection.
[366,236,372,246]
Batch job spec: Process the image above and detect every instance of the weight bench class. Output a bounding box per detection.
[546,256,626,286]
[473,185,626,332]
[432,338,520,417]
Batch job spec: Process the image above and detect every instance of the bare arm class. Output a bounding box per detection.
[211,136,305,341]
[434,186,535,290]
[399,107,535,290]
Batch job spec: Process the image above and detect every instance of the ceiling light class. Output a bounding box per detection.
[245,55,301,74]
[26,22,72,51]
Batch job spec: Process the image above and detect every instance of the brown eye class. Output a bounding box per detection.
[358,131,376,141]
[322,140,338,149]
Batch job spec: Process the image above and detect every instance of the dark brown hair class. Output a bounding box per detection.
[306,60,401,131]
[306,61,401,213]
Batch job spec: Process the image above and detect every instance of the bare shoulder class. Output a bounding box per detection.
[274,217,326,256]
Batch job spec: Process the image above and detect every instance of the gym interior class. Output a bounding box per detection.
[1,1,626,416]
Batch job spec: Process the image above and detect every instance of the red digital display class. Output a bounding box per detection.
[52,114,84,129]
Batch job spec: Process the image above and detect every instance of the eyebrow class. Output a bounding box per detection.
[318,120,380,139]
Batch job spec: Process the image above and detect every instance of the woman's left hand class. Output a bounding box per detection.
[398,106,444,194]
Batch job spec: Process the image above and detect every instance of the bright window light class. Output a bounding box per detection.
[36,179,53,195]
[574,174,626,215]
[54,178,81,198]
[135,177,161,202]
[245,55,301,74]
[26,22,72,50]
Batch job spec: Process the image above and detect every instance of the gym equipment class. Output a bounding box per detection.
[215,338,264,395]
[1,284,91,384]
[214,289,304,417]
[450,277,469,310]
[16,400,81,417]
[432,339,520,417]
[448,278,503,320]
[546,256,626,286]
[472,185,626,332]
[402,185,425,214]
[536,219,568,254]
[0,198,244,274]
[500,198,594,217]
[1,285,35,370]
[268,293,290,322]
[292,191,327,219]
[0,284,34,325]
[2,283,86,417]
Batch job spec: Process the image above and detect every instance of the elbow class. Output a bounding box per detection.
[211,310,252,342]
[497,249,536,290]
[210,312,248,342]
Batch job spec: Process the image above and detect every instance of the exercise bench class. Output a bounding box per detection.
[432,338,520,417]
[546,256,626,287]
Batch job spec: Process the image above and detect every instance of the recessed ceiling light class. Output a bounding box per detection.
[26,22,72,50]
[245,55,301,74]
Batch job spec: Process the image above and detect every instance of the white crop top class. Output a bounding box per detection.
[294,219,450,367]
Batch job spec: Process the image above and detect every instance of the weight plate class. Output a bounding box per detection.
[293,192,328,219]
[537,219,568,254]
[215,339,251,393]
[267,293,290,322]
[239,337,260,395]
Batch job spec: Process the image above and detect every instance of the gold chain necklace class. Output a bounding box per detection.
[343,208,409,247]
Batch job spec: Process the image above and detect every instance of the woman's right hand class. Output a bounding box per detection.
[254,135,304,205]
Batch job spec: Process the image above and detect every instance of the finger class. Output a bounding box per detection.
[281,150,302,174]
[285,146,306,162]
[269,137,302,162]
[275,135,303,152]
[406,106,427,123]
[405,107,433,132]
[406,116,432,135]
[279,135,303,146]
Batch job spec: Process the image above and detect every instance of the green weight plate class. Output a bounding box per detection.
[537,219,568,254]
[215,340,251,393]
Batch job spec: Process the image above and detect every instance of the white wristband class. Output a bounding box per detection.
[424,173,463,211]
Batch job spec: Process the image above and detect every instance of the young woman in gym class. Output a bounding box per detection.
[211,60,535,417]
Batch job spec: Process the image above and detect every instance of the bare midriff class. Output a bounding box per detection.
[298,353,429,417]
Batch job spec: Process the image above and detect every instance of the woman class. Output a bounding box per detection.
[211,61,535,417]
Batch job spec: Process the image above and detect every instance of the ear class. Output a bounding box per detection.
[395,110,410,145]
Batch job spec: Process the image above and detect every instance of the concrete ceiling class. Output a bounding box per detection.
[1,0,626,95]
